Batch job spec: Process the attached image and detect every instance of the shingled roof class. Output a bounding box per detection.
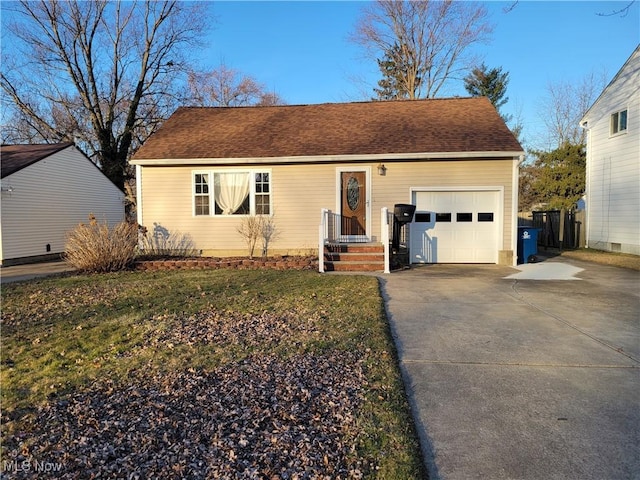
[132,97,523,162]
[1,142,74,178]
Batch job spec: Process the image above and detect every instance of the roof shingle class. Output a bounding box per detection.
[133,98,523,161]
[1,143,74,178]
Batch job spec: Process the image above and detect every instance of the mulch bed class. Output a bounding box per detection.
[135,256,319,272]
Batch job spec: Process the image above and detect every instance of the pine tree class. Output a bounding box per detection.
[464,63,510,111]
[373,43,420,100]
[523,143,586,210]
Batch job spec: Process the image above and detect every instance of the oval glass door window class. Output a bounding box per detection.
[347,177,360,210]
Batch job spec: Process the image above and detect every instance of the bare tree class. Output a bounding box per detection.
[187,63,286,107]
[352,0,493,99]
[1,1,208,194]
[539,72,607,147]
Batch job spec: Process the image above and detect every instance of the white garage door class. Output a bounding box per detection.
[410,190,500,263]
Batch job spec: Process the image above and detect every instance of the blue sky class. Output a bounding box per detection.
[202,1,639,150]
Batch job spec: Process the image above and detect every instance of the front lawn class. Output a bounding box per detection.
[1,269,425,478]
[558,248,640,270]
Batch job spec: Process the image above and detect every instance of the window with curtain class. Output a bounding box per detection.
[193,170,271,216]
[214,172,250,215]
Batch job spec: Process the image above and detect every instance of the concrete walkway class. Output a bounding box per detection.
[380,257,639,480]
[1,260,74,284]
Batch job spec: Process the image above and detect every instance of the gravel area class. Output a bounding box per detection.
[3,352,370,479]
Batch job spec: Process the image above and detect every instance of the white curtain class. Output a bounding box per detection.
[215,173,250,214]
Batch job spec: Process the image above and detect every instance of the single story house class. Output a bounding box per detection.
[131,97,524,271]
[1,143,125,265]
[580,45,639,256]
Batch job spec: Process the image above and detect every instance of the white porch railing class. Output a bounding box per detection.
[318,208,329,273]
[319,208,391,274]
[381,207,391,274]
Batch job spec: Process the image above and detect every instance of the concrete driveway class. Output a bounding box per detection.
[380,257,639,480]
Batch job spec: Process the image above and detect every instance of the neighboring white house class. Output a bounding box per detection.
[580,46,639,256]
[1,143,125,265]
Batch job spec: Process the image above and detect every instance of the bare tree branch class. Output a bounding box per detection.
[538,71,607,147]
[596,1,635,17]
[502,2,519,14]
[352,0,493,99]
[1,0,208,193]
[187,63,286,107]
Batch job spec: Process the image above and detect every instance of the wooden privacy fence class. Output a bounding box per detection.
[518,210,586,250]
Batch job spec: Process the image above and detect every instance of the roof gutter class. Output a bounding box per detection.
[131,150,526,166]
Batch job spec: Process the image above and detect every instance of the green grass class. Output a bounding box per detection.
[1,269,425,478]
[558,248,640,271]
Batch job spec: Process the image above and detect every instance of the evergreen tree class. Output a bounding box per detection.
[520,143,586,211]
[373,43,420,100]
[464,63,510,111]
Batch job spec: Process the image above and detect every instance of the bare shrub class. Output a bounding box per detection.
[237,216,262,259]
[65,215,138,272]
[138,223,198,258]
[260,216,279,259]
[237,216,280,259]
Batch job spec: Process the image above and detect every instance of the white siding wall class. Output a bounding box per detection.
[138,158,515,257]
[0,146,125,263]
[583,49,640,255]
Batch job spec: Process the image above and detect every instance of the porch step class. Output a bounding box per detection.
[324,252,385,262]
[323,243,385,272]
[325,243,383,254]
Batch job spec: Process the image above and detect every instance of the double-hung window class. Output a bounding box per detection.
[611,109,628,135]
[194,173,210,216]
[193,170,271,216]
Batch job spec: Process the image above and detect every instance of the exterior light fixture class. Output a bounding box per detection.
[377,163,387,176]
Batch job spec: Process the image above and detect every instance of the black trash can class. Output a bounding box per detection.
[392,204,416,251]
[517,227,540,264]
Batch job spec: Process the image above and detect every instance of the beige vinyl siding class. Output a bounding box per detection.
[139,164,338,256]
[139,158,515,256]
[0,146,125,263]
[368,159,514,250]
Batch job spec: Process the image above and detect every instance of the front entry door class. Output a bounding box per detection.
[340,171,366,237]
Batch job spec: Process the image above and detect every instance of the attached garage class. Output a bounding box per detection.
[410,188,502,264]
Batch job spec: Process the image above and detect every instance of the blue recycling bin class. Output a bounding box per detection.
[517,227,540,264]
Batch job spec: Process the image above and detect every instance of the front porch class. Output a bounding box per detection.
[318,208,410,273]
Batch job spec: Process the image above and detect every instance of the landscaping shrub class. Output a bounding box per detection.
[237,215,280,259]
[65,215,138,272]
